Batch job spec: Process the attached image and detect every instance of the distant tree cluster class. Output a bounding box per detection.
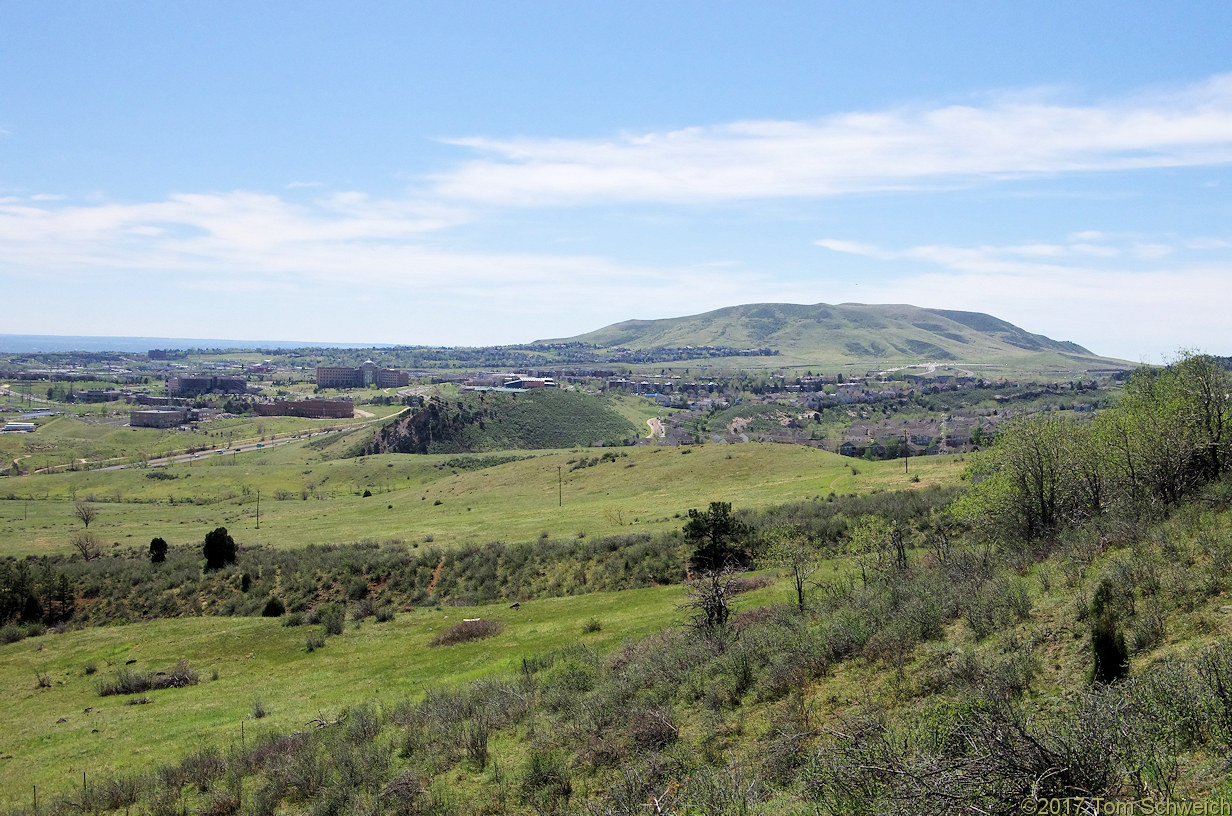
[956,352,1231,542]
[0,559,75,626]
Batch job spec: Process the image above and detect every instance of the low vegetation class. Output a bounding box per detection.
[430,618,505,646]
[94,659,199,697]
[1,352,1230,812]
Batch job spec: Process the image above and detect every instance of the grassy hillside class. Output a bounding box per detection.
[0,442,962,558]
[362,389,639,455]
[1,352,1227,814]
[538,302,1129,371]
[0,583,708,804]
[4,487,1232,812]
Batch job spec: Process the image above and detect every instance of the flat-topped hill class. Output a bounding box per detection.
[538,302,1128,369]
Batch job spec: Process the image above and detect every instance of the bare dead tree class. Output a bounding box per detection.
[73,500,97,529]
[680,565,741,652]
[70,530,100,561]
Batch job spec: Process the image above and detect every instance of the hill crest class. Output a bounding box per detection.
[536,302,1113,366]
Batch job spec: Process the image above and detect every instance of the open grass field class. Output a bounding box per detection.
[0,576,794,806]
[0,441,964,558]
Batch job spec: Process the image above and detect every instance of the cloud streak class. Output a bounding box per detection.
[816,232,1232,361]
[433,75,1232,205]
[4,74,1232,352]
[0,188,796,344]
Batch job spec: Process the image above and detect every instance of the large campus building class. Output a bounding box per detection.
[165,375,247,396]
[255,398,355,419]
[316,361,409,389]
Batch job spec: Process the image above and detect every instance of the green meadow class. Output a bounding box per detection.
[0,440,963,558]
[0,580,735,804]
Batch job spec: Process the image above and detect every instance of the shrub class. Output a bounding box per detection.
[465,713,490,768]
[380,770,424,816]
[312,602,345,636]
[582,618,602,634]
[626,707,679,751]
[346,577,370,601]
[520,748,573,809]
[353,597,376,620]
[728,574,775,594]
[1129,602,1166,654]
[261,596,286,617]
[431,619,505,646]
[97,666,152,697]
[203,527,237,572]
[96,659,199,696]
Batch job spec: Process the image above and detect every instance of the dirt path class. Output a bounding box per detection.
[426,557,445,592]
[354,408,375,418]
[647,418,665,438]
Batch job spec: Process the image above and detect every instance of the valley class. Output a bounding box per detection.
[0,310,1229,814]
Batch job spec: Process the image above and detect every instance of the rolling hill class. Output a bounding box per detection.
[359,388,638,456]
[537,302,1128,369]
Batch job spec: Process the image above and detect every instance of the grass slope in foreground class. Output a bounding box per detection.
[0,582,709,805]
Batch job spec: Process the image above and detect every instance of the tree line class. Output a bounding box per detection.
[956,352,1231,542]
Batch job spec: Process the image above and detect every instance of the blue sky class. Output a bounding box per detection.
[2,1,1231,361]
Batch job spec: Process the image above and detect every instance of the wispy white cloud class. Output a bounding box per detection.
[0,191,470,278]
[815,232,1231,361]
[432,74,1232,205]
[0,189,801,344]
[6,74,1232,351]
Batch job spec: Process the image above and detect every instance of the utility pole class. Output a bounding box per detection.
[557,466,562,507]
[255,490,260,530]
[903,434,909,474]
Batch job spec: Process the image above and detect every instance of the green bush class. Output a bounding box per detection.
[202,527,237,572]
[308,602,345,636]
[520,748,573,809]
[430,618,504,646]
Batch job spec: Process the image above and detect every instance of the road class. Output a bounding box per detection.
[2,396,412,475]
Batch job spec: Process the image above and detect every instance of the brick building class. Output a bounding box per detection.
[316,361,409,389]
[255,399,355,419]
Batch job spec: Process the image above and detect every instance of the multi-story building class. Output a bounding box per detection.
[316,361,409,389]
[166,376,247,396]
[130,408,189,428]
[255,399,355,419]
